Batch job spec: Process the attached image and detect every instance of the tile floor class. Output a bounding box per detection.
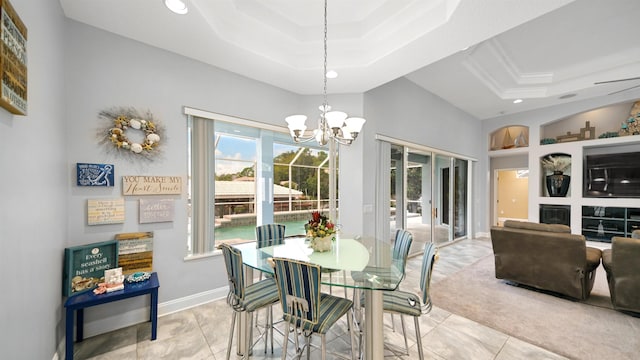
[73,237,569,359]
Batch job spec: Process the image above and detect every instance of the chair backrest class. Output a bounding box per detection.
[271,257,321,328]
[219,243,246,307]
[256,224,286,248]
[393,229,413,271]
[419,242,437,310]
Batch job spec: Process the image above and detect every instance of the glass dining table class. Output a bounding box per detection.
[233,235,404,360]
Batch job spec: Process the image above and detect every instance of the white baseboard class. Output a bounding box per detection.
[475,231,490,238]
[79,286,228,339]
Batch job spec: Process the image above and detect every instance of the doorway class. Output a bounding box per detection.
[494,169,529,226]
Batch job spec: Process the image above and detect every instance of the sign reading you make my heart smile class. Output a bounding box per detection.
[122,175,182,195]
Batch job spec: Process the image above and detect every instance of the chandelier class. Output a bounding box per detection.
[285,0,366,146]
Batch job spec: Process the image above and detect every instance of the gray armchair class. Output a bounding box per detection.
[602,230,640,314]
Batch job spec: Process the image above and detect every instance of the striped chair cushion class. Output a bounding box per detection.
[256,224,286,248]
[381,290,422,317]
[240,277,280,312]
[359,290,421,317]
[284,293,353,334]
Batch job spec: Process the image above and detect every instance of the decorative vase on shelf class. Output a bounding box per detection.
[546,171,571,197]
[309,235,333,252]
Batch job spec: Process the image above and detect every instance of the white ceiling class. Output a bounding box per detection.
[60,0,640,120]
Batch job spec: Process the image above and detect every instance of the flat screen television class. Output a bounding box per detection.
[584,151,640,197]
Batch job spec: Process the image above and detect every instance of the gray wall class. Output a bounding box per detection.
[63,18,304,332]
[0,0,67,359]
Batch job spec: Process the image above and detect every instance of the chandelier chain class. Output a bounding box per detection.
[322,0,328,117]
[284,0,365,146]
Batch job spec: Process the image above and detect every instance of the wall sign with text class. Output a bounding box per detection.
[63,240,118,296]
[87,198,125,225]
[115,232,153,275]
[0,0,27,115]
[77,163,115,186]
[139,199,174,223]
[122,175,182,195]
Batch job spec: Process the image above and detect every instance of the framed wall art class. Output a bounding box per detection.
[87,198,125,225]
[0,0,27,115]
[77,163,115,186]
[63,240,119,296]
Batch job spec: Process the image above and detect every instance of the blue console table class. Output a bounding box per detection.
[64,272,159,360]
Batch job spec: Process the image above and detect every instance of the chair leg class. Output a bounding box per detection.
[247,311,254,359]
[320,334,326,360]
[400,315,409,354]
[226,311,236,360]
[414,316,423,360]
[307,334,312,360]
[281,324,290,360]
[270,306,274,353]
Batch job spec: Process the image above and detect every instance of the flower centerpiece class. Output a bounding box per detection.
[305,211,336,252]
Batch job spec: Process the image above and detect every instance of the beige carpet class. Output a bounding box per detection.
[431,255,640,360]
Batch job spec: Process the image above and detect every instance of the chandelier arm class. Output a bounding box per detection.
[331,136,353,146]
[292,135,319,144]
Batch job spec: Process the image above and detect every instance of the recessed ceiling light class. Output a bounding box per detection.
[326,70,338,79]
[513,99,523,104]
[165,0,188,15]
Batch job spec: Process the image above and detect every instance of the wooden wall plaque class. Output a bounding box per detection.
[122,175,182,195]
[87,198,125,225]
[0,0,27,115]
[115,232,153,275]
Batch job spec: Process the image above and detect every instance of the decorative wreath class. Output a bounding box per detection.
[98,107,163,160]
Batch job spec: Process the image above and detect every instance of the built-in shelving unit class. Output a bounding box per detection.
[488,99,640,237]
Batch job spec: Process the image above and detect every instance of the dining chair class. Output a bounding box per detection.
[219,243,281,359]
[351,229,414,321]
[270,257,357,360]
[255,224,287,340]
[361,242,437,360]
[256,223,287,248]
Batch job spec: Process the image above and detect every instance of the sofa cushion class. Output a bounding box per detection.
[586,247,602,272]
[602,248,612,272]
[503,220,571,234]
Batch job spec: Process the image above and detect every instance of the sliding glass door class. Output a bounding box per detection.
[384,139,471,255]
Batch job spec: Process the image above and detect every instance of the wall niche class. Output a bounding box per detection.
[490,125,529,150]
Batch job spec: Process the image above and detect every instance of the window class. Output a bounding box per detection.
[186,109,337,256]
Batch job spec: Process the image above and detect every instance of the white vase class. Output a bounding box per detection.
[310,235,333,252]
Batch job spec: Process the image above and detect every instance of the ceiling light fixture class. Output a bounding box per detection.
[285,0,365,146]
[164,0,188,15]
[513,99,523,104]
